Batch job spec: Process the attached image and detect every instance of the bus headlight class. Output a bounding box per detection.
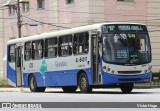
[107,68,111,72]
[103,66,111,72]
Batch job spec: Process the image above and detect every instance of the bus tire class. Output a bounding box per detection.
[29,74,46,92]
[78,72,92,93]
[38,87,46,92]
[62,86,77,93]
[120,83,134,93]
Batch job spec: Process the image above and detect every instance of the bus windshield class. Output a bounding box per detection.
[102,25,151,65]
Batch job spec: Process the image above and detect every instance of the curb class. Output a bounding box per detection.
[0,88,63,92]
[0,88,30,92]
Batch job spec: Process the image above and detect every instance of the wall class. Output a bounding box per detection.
[0,0,5,79]
[147,0,160,72]
[104,0,147,23]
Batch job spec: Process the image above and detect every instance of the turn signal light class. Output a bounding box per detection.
[103,66,111,72]
[103,66,107,70]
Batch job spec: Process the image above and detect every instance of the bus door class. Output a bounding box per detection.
[15,45,24,87]
[91,35,101,84]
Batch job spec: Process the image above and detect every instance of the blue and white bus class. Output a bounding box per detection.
[7,23,152,93]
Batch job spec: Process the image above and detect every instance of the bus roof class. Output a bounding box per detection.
[7,22,145,45]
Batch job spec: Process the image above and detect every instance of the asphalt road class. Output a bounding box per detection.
[0,88,160,102]
[0,88,160,111]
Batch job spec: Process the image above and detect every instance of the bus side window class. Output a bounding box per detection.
[73,32,89,54]
[9,45,16,62]
[32,40,43,60]
[24,42,31,61]
[45,37,57,58]
[59,35,72,56]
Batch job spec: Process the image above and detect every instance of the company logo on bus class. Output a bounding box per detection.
[125,64,136,66]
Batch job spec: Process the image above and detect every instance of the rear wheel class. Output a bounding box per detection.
[120,83,134,93]
[29,74,46,92]
[79,72,92,93]
[62,86,77,93]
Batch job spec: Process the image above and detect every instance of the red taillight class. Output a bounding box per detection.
[143,78,150,82]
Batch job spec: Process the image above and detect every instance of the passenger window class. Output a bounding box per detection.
[32,40,43,60]
[9,45,15,62]
[73,32,89,54]
[59,35,72,56]
[45,38,57,58]
[24,42,31,61]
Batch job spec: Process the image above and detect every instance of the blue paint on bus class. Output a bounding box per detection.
[7,63,16,84]
[101,72,152,84]
[22,68,92,87]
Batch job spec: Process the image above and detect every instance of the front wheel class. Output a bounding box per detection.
[120,83,134,93]
[78,73,92,93]
[29,74,46,92]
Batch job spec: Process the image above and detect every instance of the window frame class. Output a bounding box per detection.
[8,44,16,63]
[22,2,29,12]
[31,40,44,60]
[66,0,74,4]
[24,42,31,61]
[8,5,16,15]
[117,0,133,2]
[37,0,45,9]
[73,32,89,55]
[45,37,58,59]
[58,35,73,57]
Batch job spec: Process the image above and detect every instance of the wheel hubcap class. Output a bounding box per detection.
[30,77,35,89]
[81,76,87,90]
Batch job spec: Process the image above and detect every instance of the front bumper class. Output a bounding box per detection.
[102,72,152,85]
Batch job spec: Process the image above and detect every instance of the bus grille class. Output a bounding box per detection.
[118,78,142,81]
[118,71,142,74]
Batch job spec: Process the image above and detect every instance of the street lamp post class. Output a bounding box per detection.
[17,0,21,38]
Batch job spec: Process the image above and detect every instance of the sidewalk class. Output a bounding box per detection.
[0,87,63,92]
[0,87,30,92]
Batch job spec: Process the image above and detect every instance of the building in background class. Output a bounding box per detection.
[0,0,5,79]
[147,0,160,72]
[0,0,160,79]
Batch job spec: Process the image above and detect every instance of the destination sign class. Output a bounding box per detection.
[103,24,147,33]
[118,25,143,31]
